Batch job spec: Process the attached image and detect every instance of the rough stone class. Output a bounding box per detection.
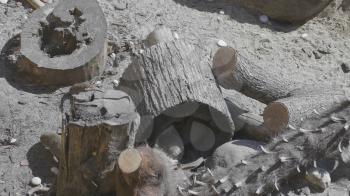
[17,0,107,86]
[209,139,263,168]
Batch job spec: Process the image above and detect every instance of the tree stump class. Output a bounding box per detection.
[119,40,235,149]
[56,89,139,196]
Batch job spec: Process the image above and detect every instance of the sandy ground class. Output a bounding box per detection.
[0,0,349,195]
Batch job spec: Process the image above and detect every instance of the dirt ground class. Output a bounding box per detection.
[0,0,349,195]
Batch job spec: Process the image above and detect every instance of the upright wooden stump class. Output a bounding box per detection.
[57,90,139,196]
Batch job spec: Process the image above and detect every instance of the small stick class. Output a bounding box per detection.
[26,0,45,9]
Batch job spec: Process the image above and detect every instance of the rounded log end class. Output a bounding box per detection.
[263,102,289,134]
[212,47,239,89]
[118,148,142,174]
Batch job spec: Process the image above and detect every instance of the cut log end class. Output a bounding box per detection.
[118,149,142,174]
[212,47,238,89]
[263,102,289,134]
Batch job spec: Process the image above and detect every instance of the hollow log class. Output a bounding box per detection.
[56,89,139,196]
[212,47,302,104]
[195,103,350,195]
[119,40,235,147]
[263,89,349,135]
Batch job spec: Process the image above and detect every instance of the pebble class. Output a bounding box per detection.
[110,52,116,60]
[95,81,102,87]
[217,40,227,47]
[219,10,225,15]
[259,15,269,23]
[301,33,308,39]
[173,32,179,40]
[0,0,8,4]
[10,138,16,144]
[112,79,119,87]
[31,177,41,186]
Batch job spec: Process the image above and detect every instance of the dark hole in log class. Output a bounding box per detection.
[39,8,89,58]
[147,103,230,164]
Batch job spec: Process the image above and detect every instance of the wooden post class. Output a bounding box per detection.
[56,89,139,196]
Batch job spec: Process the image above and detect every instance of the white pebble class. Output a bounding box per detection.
[173,32,179,40]
[10,138,17,144]
[31,177,41,186]
[0,0,8,4]
[301,33,308,38]
[110,53,116,60]
[112,79,119,87]
[219,10,225,15]
[95,81,102,86]
[259,15,269,23]
[217,40,227,47]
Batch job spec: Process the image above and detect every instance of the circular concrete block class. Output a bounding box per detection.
[18,0,107,86]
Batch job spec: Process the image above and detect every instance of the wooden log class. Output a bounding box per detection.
[56,89,139,196]
[115,146,189,196]
[119,40,235,147]
[212,47,302,103]
[263,89,349,135]
[222,88,271,141]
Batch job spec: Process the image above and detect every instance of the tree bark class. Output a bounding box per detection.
[222,88,271,141]
[119,40,235,147]
[212,47,302,104]
[263,89,349,134]
[56,89,139,196]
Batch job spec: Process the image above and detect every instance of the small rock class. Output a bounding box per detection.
[209,140,263,168]
[259,15,269,23]
[20,159,29,166]
[173,32,179,40]
[31,177,41,186]
[341,63,350,73]
[305,167,331,191]
[219,10,225,15]
[112,79,119,87]
[9,138,16,144]
[95,81,102,87]
[217,40,227,47]
[0,0,8,4]
[110,53,116,60]
[301,33,308,39]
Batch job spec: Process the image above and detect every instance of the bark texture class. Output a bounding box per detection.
[119,40,235,146]
[56,89,139,196]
